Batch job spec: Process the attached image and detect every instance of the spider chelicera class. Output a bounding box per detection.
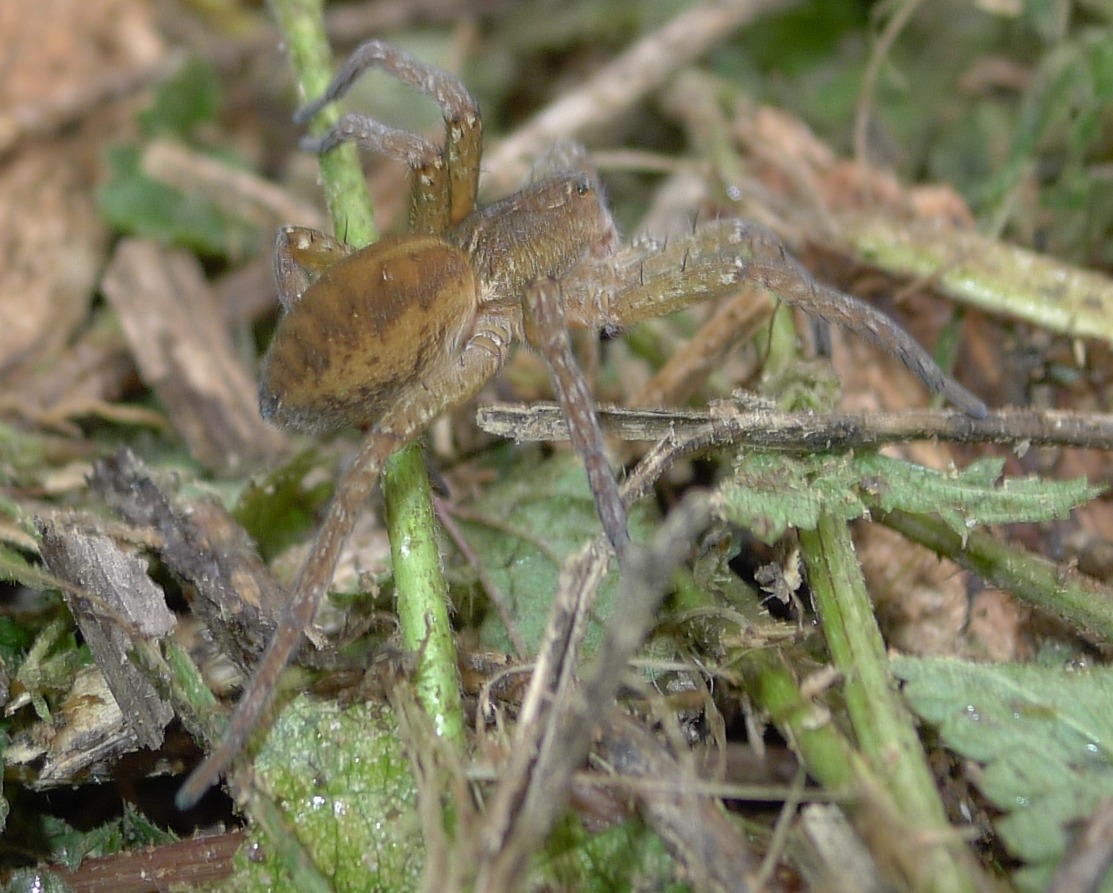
[178,40,986,808]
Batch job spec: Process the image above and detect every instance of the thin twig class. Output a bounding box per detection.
[481,0,797,193]
[477,402,1113,452]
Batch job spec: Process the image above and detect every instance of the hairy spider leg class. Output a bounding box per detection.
[303,116,451,235]
[296,39,481,227]
[524,277,630,558]
[566,219,987,419]
[177,321,509,810]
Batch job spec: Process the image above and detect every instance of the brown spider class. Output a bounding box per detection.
[178,40,985,808]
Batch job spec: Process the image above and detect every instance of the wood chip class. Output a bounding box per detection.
[38,518,175,751]
[100,239,287,473]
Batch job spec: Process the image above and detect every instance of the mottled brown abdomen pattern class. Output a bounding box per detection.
[259,234,479,433]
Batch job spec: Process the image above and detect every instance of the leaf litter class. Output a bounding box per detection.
[1,2,1113,892]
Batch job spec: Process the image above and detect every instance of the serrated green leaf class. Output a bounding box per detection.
[894,656,1113,893]
[717,451,865,544]
[856,452,1102,539]
[35,802,175,872]
[452,447,655,655]
[716,450,1102,545]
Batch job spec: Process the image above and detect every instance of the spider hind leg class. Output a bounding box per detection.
[599,219,987,418]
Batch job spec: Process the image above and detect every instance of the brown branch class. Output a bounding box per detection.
[44,829,245,893]
[477,402,1113,453]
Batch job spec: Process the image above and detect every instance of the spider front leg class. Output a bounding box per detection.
[580,219,987,418]
[524,277,630,559]
[297,39,481,230]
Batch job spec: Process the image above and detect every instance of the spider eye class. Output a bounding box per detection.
[576,179,592,196]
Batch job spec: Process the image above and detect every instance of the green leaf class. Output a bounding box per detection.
[452,447,655,655]
[716,450,1102,545]
[537,813,688,893]
[10,617,81,723]
[220,695,687,892]
[0,617,33,670]
[95,145,257,258]
[96,54,260,257]
[138,57,220,138]
[717,451,865,544]
[36,802,175,872]
[220,695,424,893]
[982,27,1113,259]
[856,452,1102,540]
[233,451,334,562]
[894,656,1113,893]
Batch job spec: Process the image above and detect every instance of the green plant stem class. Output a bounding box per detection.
[740,648,859,793]
[849,217,1113,343]
[742,646,983,892]
[268,0,462,744]
[878,507,1113,643]
[799,511,975,893]
[385,447,465,746]
[270,0,377,245]
[760,291,801,385]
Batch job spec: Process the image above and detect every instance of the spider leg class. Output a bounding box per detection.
[176,334,507,810]
[175,426,402,810]
[296,40,481,226]
[747,256,988,418]
[303,114,450,235]
[524,277,630,559]
[591,219,987,418]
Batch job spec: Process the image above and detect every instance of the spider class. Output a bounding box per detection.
[178,40,985,808]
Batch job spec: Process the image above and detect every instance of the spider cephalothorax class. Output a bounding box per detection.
[179,40,985,808]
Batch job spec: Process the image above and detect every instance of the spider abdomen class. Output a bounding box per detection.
[259,234,480,433]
